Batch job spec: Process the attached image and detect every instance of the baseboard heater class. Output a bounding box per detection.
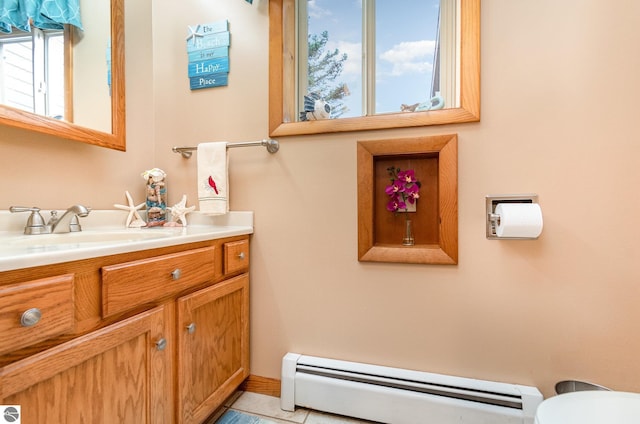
[281,353,543,424]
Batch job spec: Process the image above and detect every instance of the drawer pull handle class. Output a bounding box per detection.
[155,338,167,351]
[20,308,42,327]
[171,268,182,280]
[238,252,246,260]
[186,322,196,334]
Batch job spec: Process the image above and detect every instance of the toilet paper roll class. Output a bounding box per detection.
[495,203,543,238]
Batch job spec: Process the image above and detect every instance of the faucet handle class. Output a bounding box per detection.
[9,206,50,235]
[48,210,59,226]
[9,206,40,214]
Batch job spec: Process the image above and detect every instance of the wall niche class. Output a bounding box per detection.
[357,134,458,265]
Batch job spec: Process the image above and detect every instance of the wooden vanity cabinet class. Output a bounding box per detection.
[177,273,250,423]
[0,305,172,423]
[0,235,250,424]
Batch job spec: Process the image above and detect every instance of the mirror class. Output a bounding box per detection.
[0,0,125,150]
[269,0,479,137]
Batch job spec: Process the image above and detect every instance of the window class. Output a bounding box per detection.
[0,28,65,118]
[268,0,479,137]
[296,0,458,120]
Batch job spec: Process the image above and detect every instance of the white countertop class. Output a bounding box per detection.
[0,210,253,272]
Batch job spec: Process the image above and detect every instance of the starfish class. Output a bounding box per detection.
[114,191,146,228]
[168,195,196,226]
[186,25,204,43]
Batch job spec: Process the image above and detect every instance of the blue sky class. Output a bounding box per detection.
[306,0,440,117]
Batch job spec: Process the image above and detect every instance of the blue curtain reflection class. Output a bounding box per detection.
[0,0,82,33]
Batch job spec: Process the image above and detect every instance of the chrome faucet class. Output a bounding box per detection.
[50,205,91,233]
[10,205,91,235]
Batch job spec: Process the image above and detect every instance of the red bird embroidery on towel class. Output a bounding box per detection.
[208,176,219,194]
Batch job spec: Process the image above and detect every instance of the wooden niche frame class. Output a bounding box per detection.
[357,135,458,265]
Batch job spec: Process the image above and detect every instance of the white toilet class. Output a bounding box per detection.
[535,391,640,424]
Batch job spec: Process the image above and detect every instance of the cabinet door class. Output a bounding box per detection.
[177,274,249,424]
[0,305,172,424]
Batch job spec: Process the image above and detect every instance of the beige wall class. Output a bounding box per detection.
[1,0,639,399]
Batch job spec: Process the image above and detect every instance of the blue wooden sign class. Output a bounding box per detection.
[106,41,111,93]
[187,31,230,52]
[188,57,229,78]
[186,20,231,91]
[190,72,229,90]
[188,46,228,63]
[186,21,227,42]
[200,21,228,34]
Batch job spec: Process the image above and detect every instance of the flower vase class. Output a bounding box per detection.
[402,217,415,246]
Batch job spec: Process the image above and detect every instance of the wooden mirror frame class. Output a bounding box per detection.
[269,0,480,137]
[0,0,125,151]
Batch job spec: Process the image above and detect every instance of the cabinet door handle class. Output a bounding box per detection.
[186,322,196,334]
[155,338,167,351]
[20,308,42,327]
[171,268,182,280]
[237,252,245,260]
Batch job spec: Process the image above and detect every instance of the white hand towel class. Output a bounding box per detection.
[197,142,229,215]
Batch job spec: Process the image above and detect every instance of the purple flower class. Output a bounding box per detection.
[397,169,417,184]
[386,199,399,212]
[385,167,421,213]
[385,180,404,196]
[386,192,408,212]
[404,184,420,204]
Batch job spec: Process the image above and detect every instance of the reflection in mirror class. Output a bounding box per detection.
[269,0,479,137]
[0,0,125,150]
[72,0,112,133]
[0,28,66,118]
[0,0,111,132]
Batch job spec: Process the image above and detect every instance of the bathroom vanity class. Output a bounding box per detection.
[0,211,252,423]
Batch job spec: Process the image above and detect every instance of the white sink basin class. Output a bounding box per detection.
[7,229,176,247]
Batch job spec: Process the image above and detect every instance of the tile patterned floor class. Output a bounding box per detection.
[212,392,378,424]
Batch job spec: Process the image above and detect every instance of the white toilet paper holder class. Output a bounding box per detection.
[486,194,539,239]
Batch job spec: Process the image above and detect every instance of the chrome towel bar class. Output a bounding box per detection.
[172,139,279,158]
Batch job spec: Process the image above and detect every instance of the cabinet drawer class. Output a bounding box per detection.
[0,274,75,355]
[224,239,249,275]
[102,246,216,318]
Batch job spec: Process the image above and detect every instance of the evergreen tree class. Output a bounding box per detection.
[306,30,349,118]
